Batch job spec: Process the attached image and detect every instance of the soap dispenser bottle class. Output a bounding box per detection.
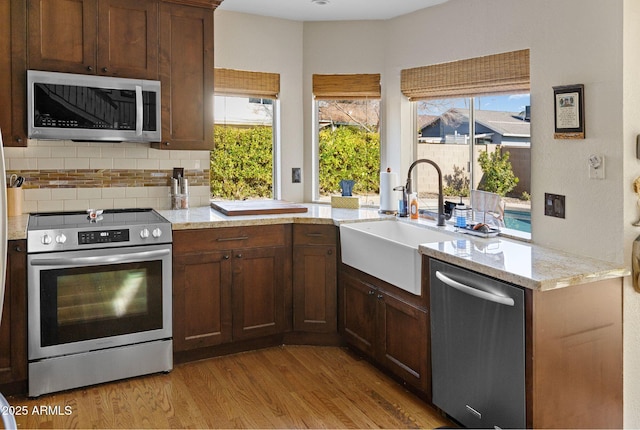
[409,192,419,219]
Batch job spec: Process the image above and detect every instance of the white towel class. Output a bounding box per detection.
[471,190,505,227]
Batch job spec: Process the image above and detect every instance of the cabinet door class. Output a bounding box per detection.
[97,0,158,79]
[0,0,27,147]
[156,2,214,150]
[293,245,337,333]
[339,271,377,357]
[377,292,428,393]
[0,241,27,391]
[173,250,233,351]
[27,0,97,74]
[231,246,287,341]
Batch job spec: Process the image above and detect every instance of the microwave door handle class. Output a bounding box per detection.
[30,248,170,266]
[135,85,143,136]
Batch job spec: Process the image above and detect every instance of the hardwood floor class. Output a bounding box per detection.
[7,346,452,429]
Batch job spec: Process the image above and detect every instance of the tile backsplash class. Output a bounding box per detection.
[4,140,211,213]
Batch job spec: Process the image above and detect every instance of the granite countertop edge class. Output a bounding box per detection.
[10,204,628,291]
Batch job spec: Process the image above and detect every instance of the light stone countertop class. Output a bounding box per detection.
[7,214,28,240]
[158,203,392,229]
[419,236,629,291]
[10,204,629,291]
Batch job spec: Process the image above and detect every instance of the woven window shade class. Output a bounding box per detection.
[313,74,381,100]
[401,49,530,101]
[214,68,280,99]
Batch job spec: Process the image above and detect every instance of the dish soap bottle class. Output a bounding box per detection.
[409,192,419,219]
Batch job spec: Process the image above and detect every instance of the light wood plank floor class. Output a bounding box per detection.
[7,346,453,429]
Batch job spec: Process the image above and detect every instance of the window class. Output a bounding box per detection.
[313,74,381,205]
[213,69,280,200]
[416,95,531,236]
[402,50,531,238]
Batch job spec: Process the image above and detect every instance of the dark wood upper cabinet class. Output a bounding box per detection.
[27,0,158,79]
[154,2,214,150]
[0,0,27,147]
[97,0,159,79]
[27,0,97,74]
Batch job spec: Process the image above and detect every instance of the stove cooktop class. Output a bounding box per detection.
[28,208,169,231]
[27,208,172,253]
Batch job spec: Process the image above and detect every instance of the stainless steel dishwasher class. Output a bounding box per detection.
[430,259,525,429]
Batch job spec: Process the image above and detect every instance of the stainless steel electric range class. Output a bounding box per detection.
[26,208,173,397]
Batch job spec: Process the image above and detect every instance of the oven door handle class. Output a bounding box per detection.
[30,248,171,266]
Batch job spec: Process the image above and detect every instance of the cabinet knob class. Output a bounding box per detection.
[223,255,230,260]
[164,141,171,146]
[14,245,23,252]
[327,249,333,255]
[236,253,242,258]
[377,294,384,300]
[368,290,375,296]
[102,67,108,73]
[87,66,94,72]
[15,137,22,144]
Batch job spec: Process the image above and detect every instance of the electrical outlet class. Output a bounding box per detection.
[544,193,565,218]
[292,168,301,183]
[588,154,605,179]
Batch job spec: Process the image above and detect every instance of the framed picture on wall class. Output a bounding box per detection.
[553,84,585,139]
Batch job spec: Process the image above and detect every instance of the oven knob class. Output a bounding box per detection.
[140,228,150,239]
[55,233,67,244]
[152,228,162,238]
[41,233,52,245]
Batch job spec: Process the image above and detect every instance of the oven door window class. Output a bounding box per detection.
[39,261,163,347]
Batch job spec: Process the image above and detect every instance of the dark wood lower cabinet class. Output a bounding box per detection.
[292,225,337,333]
[0,240,27,394]
[231,246,289,341]
[172,225,292,355]
[172,249,233,351]
[339,267,429,394]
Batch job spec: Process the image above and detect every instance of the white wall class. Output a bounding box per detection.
[216,2,640,425]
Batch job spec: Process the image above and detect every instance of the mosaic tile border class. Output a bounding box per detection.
[6,169,210,189]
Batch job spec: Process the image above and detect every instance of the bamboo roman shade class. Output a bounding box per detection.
[214,68,280,99]
[401,49,530,101]
[313,74,381,100]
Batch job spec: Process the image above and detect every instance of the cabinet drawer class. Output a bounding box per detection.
[174,224,288,254]
[293,224,337,246]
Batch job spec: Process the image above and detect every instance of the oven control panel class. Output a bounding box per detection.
[78,229,130,245]
[28,224,171,253]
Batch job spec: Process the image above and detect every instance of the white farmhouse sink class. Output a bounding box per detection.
[340,220,454,295]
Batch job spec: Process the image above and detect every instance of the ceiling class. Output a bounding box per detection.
[217,0,449,22]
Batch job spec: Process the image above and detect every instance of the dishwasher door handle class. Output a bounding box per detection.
[435,270,515,306]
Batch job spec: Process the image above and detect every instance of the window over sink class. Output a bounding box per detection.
[401,49,531,239]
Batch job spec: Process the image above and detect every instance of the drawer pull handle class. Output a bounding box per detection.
[216,236,249,242]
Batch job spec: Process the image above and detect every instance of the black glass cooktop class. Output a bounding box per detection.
[28,208,169,231]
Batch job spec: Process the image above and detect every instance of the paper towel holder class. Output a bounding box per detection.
[379,167,399,215]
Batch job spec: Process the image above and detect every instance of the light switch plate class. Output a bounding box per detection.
[588,154,605,179]
[544,193,565,218]
[292,168,301,183]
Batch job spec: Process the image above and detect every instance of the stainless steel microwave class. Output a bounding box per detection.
[27,70,161,143]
